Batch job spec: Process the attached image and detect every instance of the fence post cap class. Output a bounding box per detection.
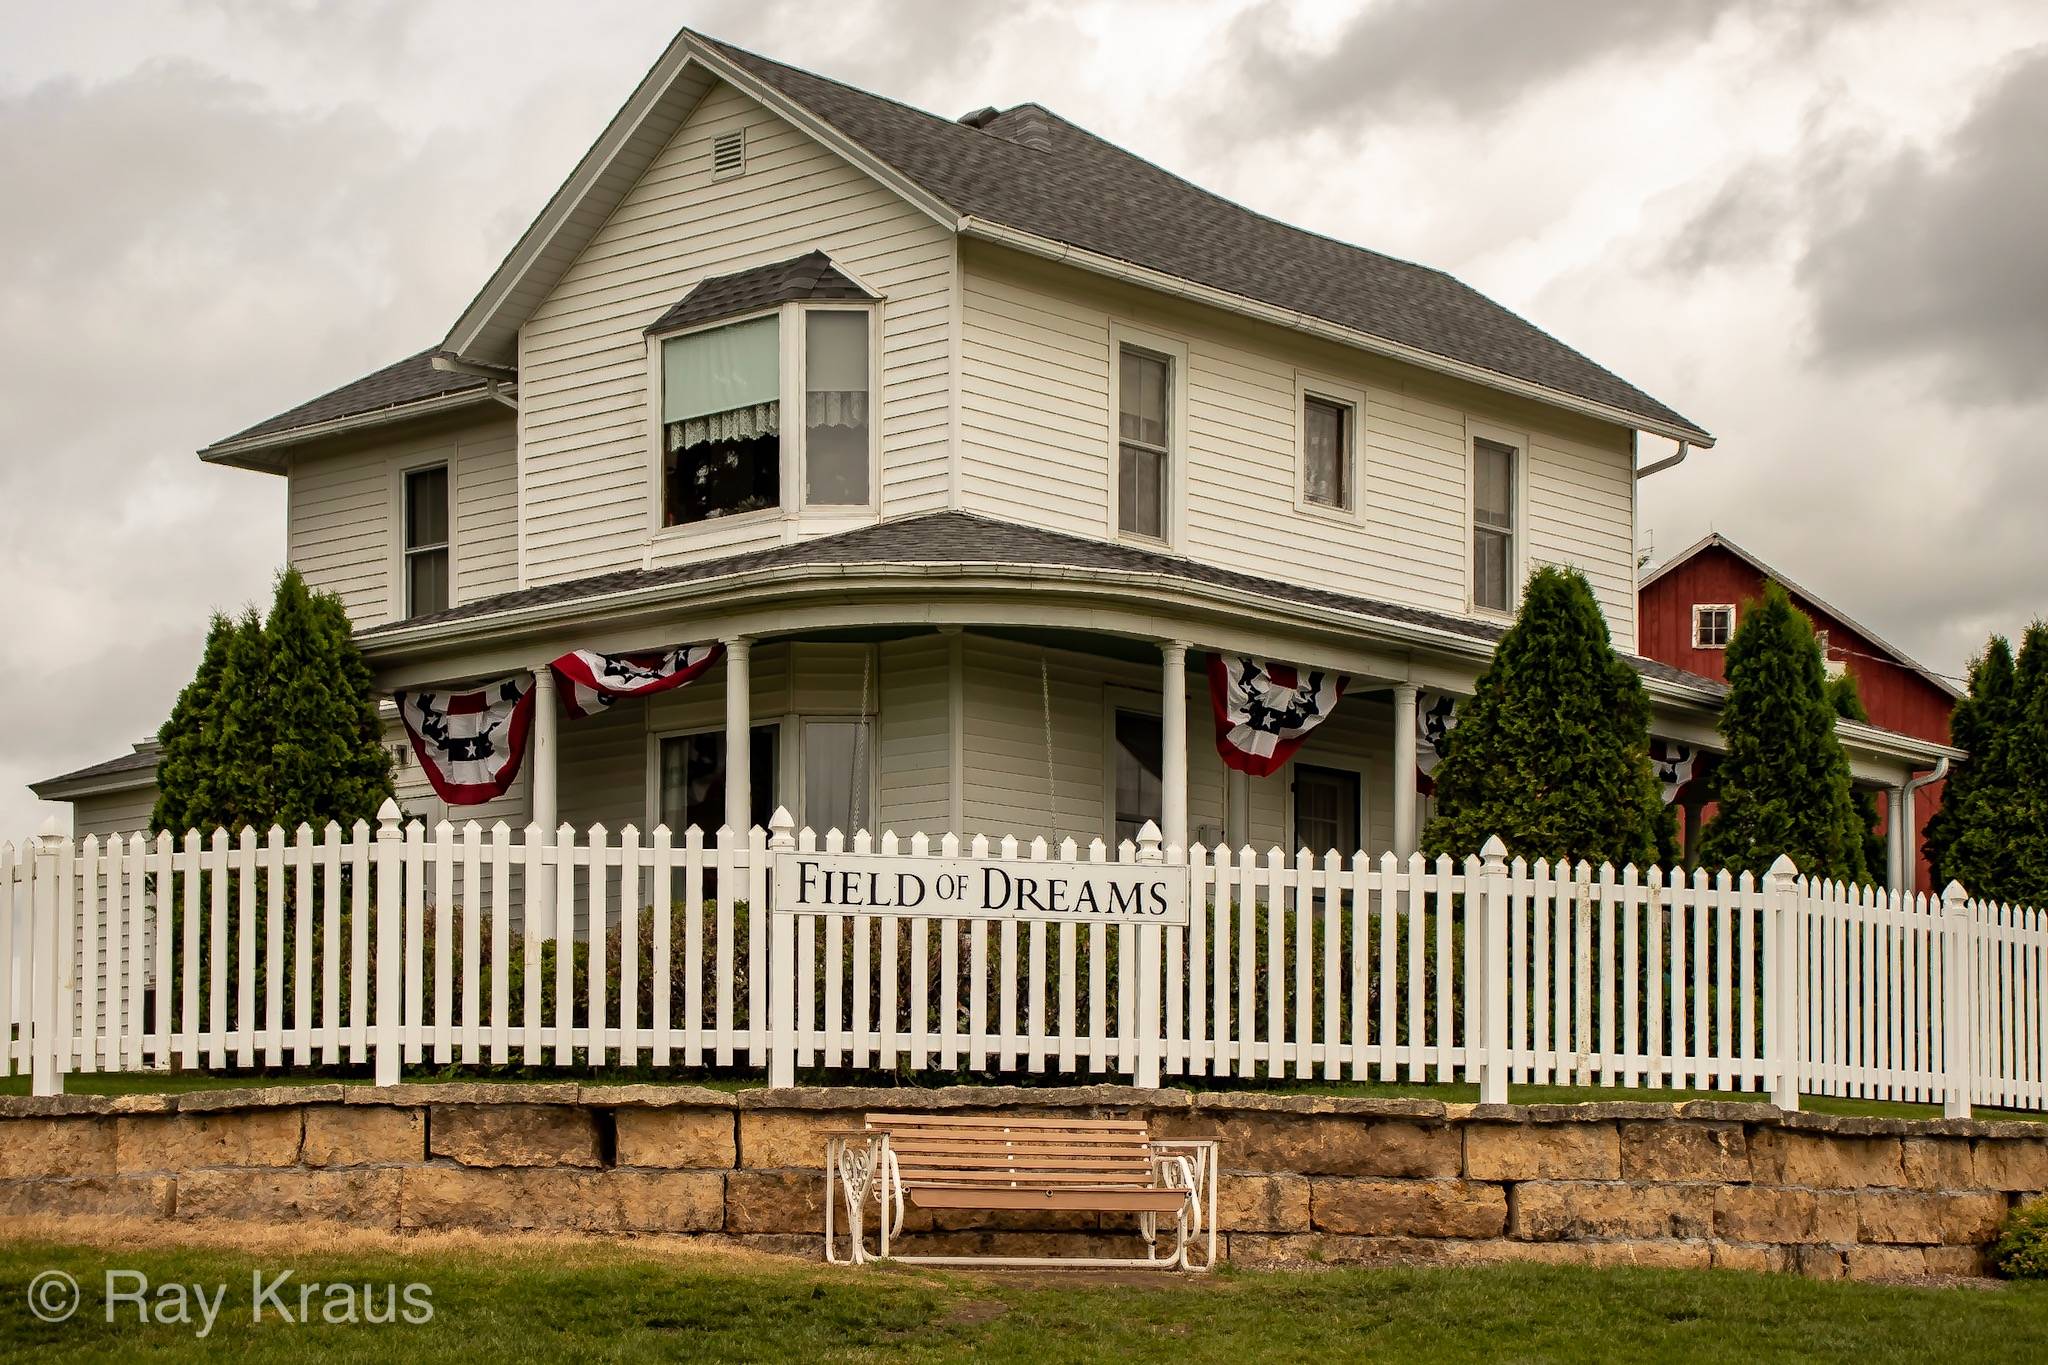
[1479,834,1508,863]
[768,805,796,849]
[375,799,403,835]
[1767,853,1800,879]
[1135,820,1164,863]
[1942,878,1970,903]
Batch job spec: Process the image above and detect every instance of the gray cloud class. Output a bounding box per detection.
[1220,0,1875,134]
[1799,46,2048,402]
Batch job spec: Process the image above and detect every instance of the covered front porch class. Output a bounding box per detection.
[357,522,1957,916]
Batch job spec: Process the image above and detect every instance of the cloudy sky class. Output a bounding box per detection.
[3,0,2045,838]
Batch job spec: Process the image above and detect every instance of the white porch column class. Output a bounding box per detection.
[530,665,559,834]
[529,664,560,939]
[1887,784,1907,891]
[1392,683,1420,858]
[1161,641,1190,850]
[724,638,753,836]
[1225,770,1251,852]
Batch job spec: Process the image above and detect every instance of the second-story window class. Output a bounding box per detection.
[1303,395,1353,511]
[1693,604,1735,648]
[804,309,870,506]
[403,464,449,617]
[1118,345,1171,539]
[660,314,781,526]
[1472,437,1516,612]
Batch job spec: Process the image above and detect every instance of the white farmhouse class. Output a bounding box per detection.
[33,28,1953,871]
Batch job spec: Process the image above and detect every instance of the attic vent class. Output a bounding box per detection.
[957,106,999,129]
[712,129,746,178]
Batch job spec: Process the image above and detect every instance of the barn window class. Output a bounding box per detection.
[1693,604,1735,649]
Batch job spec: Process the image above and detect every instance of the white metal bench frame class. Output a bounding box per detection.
[823,1116,1218,1271]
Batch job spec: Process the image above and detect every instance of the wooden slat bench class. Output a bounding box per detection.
[823,1113,1216,1270]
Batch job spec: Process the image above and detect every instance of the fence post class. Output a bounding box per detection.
[1133,821,1166,1090]
[1479,836,1510,1105]
[30,820,64,1097]
[1766,854,1801,1111]
[373,800,403,1087]
[1941,879,1974,1120]
[767,808,798,1088]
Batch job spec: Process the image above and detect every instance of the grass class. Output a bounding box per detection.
[1,1224,2045,1363]
[3,1067,2041,1123]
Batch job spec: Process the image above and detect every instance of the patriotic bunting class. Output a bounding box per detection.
[1416,691,1458,795]
[395,675,536,806]
[1207,655,1346,777]
[1650,739,1702,806]
[549,643,723,719]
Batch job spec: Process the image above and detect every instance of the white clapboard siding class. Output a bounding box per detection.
[956,246,1642,649]
[517,80,956,587]
[8,818,2045,1113]
[285,410,519,629]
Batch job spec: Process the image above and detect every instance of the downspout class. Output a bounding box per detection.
[1895,756,1951,892]
[482,379,519,412]
[1635,439,1690,481]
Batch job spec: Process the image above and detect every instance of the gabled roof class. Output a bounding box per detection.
[1640,532,1961,701]
[441,28,1710,445]
[31,742,159,800]
[200,350,496,467]
[645,250,873,335]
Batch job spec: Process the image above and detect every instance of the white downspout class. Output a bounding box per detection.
[1635,439,1690,481]
[1898,756,1950,893]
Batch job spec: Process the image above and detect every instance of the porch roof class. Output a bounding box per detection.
[360,508,1714,688]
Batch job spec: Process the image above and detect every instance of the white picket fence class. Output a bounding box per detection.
[3,802,2043,1114]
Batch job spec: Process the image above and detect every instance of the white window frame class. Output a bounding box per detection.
[1464,419,1528,617]
[1107,322,1189,550]
[390,454,455,620]
[1692,603,1736,649]
[796,303,882,518]
[1100,688,1165,848]
[643,716,792,837]
[1293,372,1367,523]
[644,296,881,540]
[1283,758,1372,858]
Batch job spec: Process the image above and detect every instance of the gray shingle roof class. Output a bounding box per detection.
[646,250,872,335]
[359,508,1721,694]
[31,745,159,798]
[695,34,1706,439]
[208,350,488,450]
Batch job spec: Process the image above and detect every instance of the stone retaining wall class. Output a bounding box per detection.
[3,1085,2043,1278]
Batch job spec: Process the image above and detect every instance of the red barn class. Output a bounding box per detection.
[1639,533,1957,893]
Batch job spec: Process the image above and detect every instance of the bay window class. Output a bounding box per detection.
[803,309,871,505]
[656,303,875,526]
[661,314,781,525]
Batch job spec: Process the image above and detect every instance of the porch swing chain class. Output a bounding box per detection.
[1041,653,1056,843]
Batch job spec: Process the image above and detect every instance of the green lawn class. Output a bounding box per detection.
[4,1067,2041,1123]
[1,1233,2044,1362]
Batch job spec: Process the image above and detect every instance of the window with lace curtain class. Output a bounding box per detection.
[658,305,874,525]
[660,314,782,525]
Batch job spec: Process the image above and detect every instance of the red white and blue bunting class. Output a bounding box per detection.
[1207,655,1347,777]
[1650,739,1702,806]
[394,676,536,806]
[1415,690,1458,794]
[549,643,723,719]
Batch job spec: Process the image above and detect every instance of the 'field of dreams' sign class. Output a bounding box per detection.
[775,851,1189,927]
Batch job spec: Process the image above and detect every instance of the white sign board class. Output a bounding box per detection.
[775,851,1189,927]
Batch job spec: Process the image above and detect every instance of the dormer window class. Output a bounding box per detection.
[660,314,782,526]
